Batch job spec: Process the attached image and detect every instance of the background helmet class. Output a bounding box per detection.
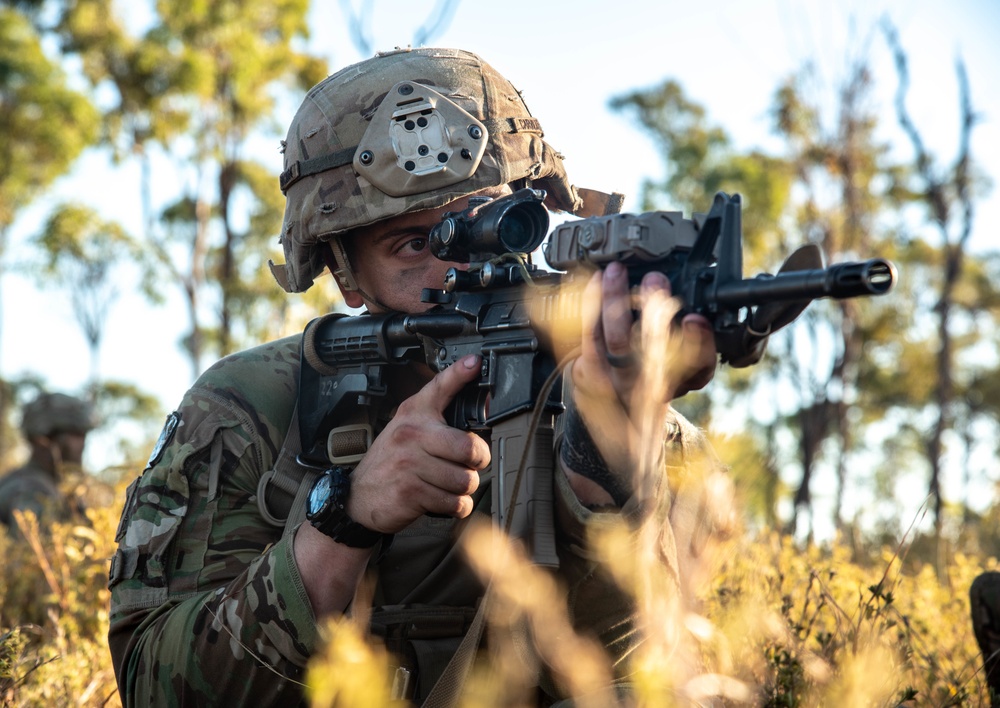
[269,47,613,294]
[21,393,96,439]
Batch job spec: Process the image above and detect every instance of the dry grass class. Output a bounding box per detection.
[304,290,995,706]
[0,474,994,706]
[0,499,121,707]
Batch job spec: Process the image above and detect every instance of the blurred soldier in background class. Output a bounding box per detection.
[0,392,95,532]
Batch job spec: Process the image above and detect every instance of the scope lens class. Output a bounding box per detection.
[497,203,547,253]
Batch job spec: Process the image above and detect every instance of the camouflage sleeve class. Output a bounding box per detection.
[107,336,316,705]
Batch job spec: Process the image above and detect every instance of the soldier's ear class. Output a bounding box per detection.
[321,239,365,308]
[337,280,366,309]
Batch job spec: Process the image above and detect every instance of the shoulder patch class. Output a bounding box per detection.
[148,412,181,467]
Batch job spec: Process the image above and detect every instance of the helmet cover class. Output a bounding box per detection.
[270,47,587,293]
[21,393,96,438]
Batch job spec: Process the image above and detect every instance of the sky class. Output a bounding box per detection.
[2,0,998,534]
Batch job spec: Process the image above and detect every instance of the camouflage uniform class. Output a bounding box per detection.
[0,461,71,528]
[108,337,309,704]
[107,333,719,705]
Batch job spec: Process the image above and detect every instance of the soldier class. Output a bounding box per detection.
[108,48,725,705]
[0,392,95,533]
[971,572,1000,705]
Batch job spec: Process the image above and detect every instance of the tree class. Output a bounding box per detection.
[0,6,99,463]
[607,23,986,542]
[609,81,794,528]
[54,0,329,378]
[0,7,96,236]
[30,203,156,387]
[766,45,906,537]
[883,21,985,547]
[153,0,327,361]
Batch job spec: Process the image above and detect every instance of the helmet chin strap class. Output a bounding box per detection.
[323,239,396,314]
[355,286,395,315]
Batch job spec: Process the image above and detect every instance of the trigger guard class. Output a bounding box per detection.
[445,385,490,432]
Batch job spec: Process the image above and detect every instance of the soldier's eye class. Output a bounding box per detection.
[401,238,427,254]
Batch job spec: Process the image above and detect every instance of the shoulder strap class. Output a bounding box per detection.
[257,400,377,534]
[257,320,379,530]
[420,589,490,708]
[256,400,317,528]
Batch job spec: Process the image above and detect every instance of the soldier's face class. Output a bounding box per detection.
[335,187,512,314]
[53,431,86,466]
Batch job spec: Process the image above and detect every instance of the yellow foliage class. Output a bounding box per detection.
[0,465,995,707]
[0,477,125,707]
[302,520,995,705]
[694,532,991,705]
[306,614,401,708]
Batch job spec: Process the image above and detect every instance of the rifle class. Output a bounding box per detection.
[296,189,896,566]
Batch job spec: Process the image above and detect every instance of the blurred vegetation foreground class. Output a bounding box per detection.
[0,468,997,706]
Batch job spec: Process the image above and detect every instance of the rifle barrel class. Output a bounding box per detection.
[714,258,897,306]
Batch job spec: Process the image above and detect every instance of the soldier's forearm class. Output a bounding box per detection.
[560,466,616,508]
[294,523,374,617]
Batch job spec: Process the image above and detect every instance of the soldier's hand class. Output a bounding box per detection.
[346,355,490,533]
[573,261,716,408]
[560,263,717,507]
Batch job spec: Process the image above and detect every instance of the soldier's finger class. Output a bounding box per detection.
[420,463,480,499]
[579,268,605,363]
[674,314,717,396]
[422,487,476,518]
[639,270,671,307]
[403,462,479,518]
[418,354,483,415]
[421,425,491,470]
[600,261,633,359]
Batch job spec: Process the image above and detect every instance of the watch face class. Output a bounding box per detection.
[304,466,384,549]
[307,472,332,518]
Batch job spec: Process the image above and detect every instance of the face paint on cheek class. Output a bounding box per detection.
[399,265,448,290]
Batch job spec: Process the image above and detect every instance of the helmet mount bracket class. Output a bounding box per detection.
[354,81,488,198]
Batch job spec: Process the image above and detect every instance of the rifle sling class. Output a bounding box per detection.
[419,590,490,708]
[256,399,314,528]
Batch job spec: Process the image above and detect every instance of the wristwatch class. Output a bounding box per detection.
[305,466,385,549]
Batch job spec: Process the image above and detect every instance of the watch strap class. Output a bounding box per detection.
[308,466,389,550]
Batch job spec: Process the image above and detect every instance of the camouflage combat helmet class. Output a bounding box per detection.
[269,47,621,294]
[21,393,96,438]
